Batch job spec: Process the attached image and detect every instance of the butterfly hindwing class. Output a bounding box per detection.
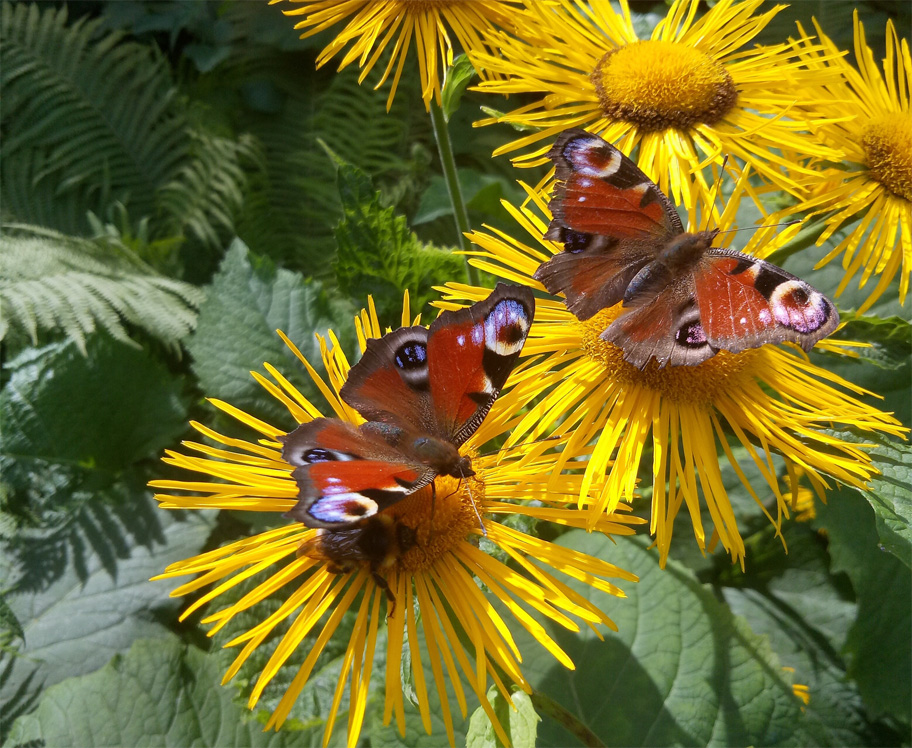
[694,250,839,353]
[281,418,433,529]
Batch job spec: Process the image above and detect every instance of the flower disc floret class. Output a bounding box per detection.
[862,112,912,201]
[592,41,738,132]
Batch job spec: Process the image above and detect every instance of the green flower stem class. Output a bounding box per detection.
[428,99,480,287]
[529,689,606,747]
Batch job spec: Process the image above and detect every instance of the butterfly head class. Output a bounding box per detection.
[411,435,475,480]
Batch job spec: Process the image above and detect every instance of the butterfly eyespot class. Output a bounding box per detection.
[394,342,427,370]
[485,299,531,357]
[790,286,809,305]
[304,448,339,463]
[563,229,590,253]
[675,319,708,347]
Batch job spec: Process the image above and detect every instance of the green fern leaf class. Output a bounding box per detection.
[0,225,204,354]
[0,3,187,234]
[333,160,466,319]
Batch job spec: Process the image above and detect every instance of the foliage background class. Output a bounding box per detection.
[1,1,910,746]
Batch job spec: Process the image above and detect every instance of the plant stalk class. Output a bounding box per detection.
[428,99,480,287]
[529,689,606,747]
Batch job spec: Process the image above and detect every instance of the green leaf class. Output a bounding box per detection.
[0,497,215,740]
[826,430,912,568]
[413,169,506,225]
[1,335,187,471]
[829,313,912,370]
[186,239,356,427]
[515,533,805,747]
[441,55,477,122]
[6,637,315,747]
[333,161,466,320]
[817,490,912,724]
[0,590,24,643]
[467,687,539,748]
[0,225,203,354]
[719,522,880,746]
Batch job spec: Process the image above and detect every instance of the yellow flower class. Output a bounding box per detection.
[151,296,641,746]
[470,0,841,208]
[757,14,911,313]
[445,188,905,567]
[273,0,523,110]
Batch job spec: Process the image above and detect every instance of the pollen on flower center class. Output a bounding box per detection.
[579,308,756,403]
[385,472,483,573]
[861,112,912,201]
[400,0,458,8]
[591,40,738,132]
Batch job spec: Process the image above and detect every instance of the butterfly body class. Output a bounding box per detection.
[535,129,839,369]
[281,284,534,529]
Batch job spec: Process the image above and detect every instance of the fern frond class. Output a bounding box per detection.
[0,2,187,234]
[0,225,204,354]
[157,130,259,250]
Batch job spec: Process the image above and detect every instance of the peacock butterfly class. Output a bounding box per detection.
[534,128,839,369]
[280,283,534,530]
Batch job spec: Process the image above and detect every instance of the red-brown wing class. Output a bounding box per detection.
[339,326,435,433]
[694,250,839,353]
[340,285,533,446]
[547,128,683,241]
[426,284,534,445]
[600,276,718,369]
[537,129,681,320]
[280,418,432,529]
[534,237,652,320]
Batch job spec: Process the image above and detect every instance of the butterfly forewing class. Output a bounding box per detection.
[547,128,683,240]
[693,251,839,353]
[426,284,534,445]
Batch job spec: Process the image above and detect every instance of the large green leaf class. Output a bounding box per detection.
[1,336,187,470]
[825,430,912,568]
[467,688,539,748]
[817,491,912,725]
[515,533,806,747]
[0,499,215,740]
[718,522,887,746]
[6,636,315,747]
[0,225,203,354]
[186,239,356,427]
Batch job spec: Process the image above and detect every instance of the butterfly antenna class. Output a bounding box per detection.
[714,220,801,237]
[475,433,564,460]
[702,155,729,232]
[460,469,487,537]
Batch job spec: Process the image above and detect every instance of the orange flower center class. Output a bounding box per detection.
[389,473,483,573]
[861,112,912,201]
[578,307,756,403]
[591,40,738,132]
[400,0,458,8]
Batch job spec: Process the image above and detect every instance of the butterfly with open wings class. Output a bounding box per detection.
[534,128,839,369]
[280,283,534,531]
